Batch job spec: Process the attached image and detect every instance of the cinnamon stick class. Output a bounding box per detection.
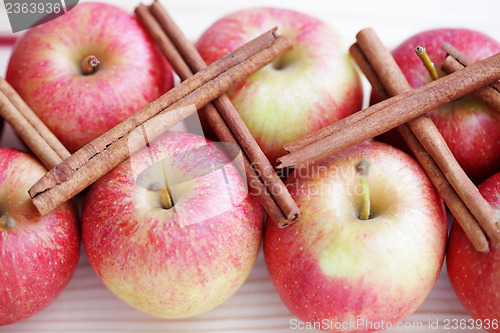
[29,28,283,196]
[276,51,500,170]
[442,42,500,92]
[201,103,291,226]
[283,87,409,153]
[349,44,389,102]
[442,55,500,112]
[29,29,293,216]
[146,0,299,224]
[0,78,70,169]
[350,34,489,252]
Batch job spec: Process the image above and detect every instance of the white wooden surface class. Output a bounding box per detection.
[1,0,500,332]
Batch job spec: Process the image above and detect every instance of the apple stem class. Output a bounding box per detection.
[160,160,174,210]
[0,216,16,231]
[148,182,174,210]
[415,46,439,81]
[356,159,371,220]
[81,55,100,75]
[160,189,174,210]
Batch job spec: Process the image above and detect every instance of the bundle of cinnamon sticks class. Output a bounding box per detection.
[278,28,500,252]
[134,0,300,227]
[23,3,298,228]
[441,42,500,112]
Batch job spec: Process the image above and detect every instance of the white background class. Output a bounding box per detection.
[0,0,499,332]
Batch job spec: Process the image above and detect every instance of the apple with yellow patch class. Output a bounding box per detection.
[82,132,264,318]
[196,7,363,165]
[0,148,80,326]
[264,141,447,333]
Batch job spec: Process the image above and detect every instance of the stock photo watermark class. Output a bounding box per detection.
[3,0,79,32]
[248,159,370,199]
[290,318,500,331]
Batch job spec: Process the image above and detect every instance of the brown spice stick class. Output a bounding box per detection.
[442,55,500,112]
[442,42,500,92]
[410,118,500,245]
[283,87,409,153]
[147,0,299,224]
[31,105,196,215]
[135,4,192,80]
[29,29,293,215]
[29,28,283,197]
[0,91,62,169]
[0,78,70,162]
[202,107,290,226]
[276,51,500,170]
[350,40,489,252]
[202,105,290,227]
[350,44,389,101]
[0,78,70,169]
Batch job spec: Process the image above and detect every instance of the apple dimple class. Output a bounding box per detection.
[271,47,302,70]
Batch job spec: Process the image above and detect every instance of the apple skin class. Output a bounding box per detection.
[375,28,500,183]
[195,7,363,165]
[447,172,500,332]
[0,148,80,326]
[264,141,447,333]
[6,2,173,153]
[82,131,264,318]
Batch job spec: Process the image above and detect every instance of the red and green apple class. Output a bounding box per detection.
[264,141,447,333]
[0,148,80,326]
[82,131,264,318]
[447,171,500,333]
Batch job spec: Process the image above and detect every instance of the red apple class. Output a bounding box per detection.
[264,141,447,333]
[447,172,500,333]
[195,7,363,165]
[0,147,80,326]
[376,28,500,183]
[82,131,264,318]
[6,2,173,152]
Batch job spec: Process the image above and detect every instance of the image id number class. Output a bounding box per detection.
[6,2,62,14]
[443,318,499,330]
